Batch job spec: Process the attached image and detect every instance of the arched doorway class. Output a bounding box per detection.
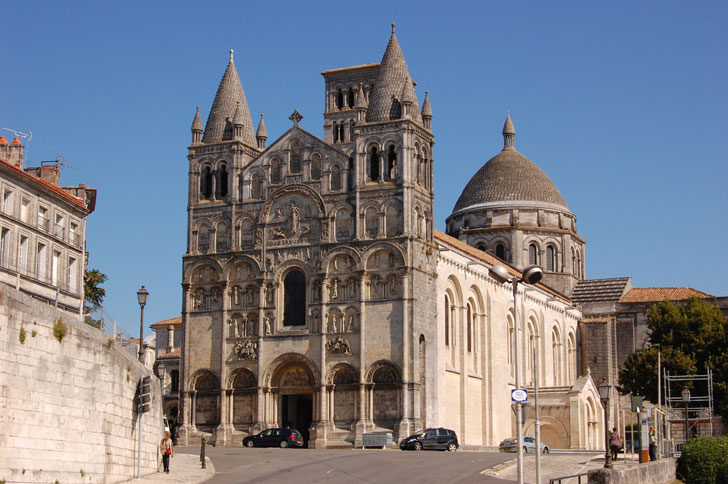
[193,372,220,431]
[271,361,316,446]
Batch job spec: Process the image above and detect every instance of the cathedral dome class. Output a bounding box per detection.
[452,116,568,214]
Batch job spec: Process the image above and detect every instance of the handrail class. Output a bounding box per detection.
[549,472,590,484]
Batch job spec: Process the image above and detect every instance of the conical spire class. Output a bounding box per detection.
[421,91,432,117]
[191,106,203,144]
[203,49,256,145]
[503,112,515,149]
[256,113,267,138]
[233,101,245,126]
[191,106,203,131]
[355,82,368,109]
[367,24,420,123]
[401,75,416,105]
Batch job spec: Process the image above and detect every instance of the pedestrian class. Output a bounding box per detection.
[649,426,657,461]
[609,427,621,462]
[160,431,174,474]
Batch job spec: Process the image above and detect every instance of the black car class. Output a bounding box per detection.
[399,428,459,451]
[243,428,304,448]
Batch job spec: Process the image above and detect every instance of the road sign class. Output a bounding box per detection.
[512,389,528,402]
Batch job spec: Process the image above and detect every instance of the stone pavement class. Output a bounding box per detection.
[485,451,643,483]
[120,454,215,484]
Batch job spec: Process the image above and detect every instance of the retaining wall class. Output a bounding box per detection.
[0,284,164,483]
[588,459,676,484]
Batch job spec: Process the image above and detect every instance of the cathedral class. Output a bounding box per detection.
[177,25,603,449]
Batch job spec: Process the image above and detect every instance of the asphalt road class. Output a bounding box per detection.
[178,446,518,484]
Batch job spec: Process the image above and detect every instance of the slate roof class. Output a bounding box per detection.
[571,278,632,304]
[203,51,256,145]
[620,287,712,303]
[366,25,421,125]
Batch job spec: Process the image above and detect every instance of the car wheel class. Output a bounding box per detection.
[245,440,254,448]
[447,443,457,452]
[413,441,423,451]
[523,446,528,454]
[279,440,289,448]
[542,447,550,454]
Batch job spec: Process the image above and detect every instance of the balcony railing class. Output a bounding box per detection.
[37,216,50,232]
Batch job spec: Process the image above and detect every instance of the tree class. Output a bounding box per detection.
[618,297,728,419]
[84,268,108,307]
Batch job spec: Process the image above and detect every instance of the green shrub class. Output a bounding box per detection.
[717,461,728,484]
[19,326,26,344]
[678,437,728,484]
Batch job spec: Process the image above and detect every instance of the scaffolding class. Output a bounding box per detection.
[663,368,715,452]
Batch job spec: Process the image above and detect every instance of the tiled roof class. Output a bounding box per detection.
[0,158,89,212]
[159,349,181,359]
[620,287,712,303]
[366,27,421,124]
[571,278,631,303]
[256,113,267,138]
[434,230,570,302]
[203,52,256,145]
[452,145,568,213]
[191,106,202,131]
[421,91,432,117]
[151,316,182,328]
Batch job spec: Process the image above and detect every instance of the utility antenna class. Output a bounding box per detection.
[44,145,77,172]
[1,128,32,163]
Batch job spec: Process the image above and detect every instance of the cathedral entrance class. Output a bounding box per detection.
[281,393,313,447]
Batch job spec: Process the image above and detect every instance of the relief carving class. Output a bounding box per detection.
[326,336,352,355]
[234,338,258,360]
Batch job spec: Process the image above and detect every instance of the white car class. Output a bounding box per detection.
[499,436,550,454]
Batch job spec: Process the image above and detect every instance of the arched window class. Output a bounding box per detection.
[216,163,228,199]
[289,142,302,173]
[386,145,397,180]
[283,269,306,326]
[507,314,515,378]
[332,122,340,143]
[527,320,536,384]
[251,174,263,199]
[336,89,343,110]
[200,165,213,199]
[567,332,576,384]
[529,243,538,266]
[368,147,380,181]
[444,295,450,346]
[270,159,282,184]
[311,154,322,180]
[496,243,506,261]
[170,370,179,392]
[466,303,472,353]
[347,87,355,108]
[546,245,555,272]
[477,244,486,252]
[330,164,342,191]
[338,124,345,143]
[552,327,561,386]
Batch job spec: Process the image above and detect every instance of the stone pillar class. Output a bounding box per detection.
[253,283,267,433]
[397,270,412,440]
[354,273,368,447]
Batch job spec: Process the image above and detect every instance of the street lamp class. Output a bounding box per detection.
[137,285,149,363]
[489,264,544,484]
[681,388,691,444]
[599,379,613,469]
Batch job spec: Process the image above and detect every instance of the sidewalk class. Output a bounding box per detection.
[121,454,215,484]
[485,451,643,483]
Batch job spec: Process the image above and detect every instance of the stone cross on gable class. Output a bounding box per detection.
[289,109,303,126]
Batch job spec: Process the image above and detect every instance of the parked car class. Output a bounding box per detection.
[399,428,459,451]
[499,436,550,454]
[243,428,304,448]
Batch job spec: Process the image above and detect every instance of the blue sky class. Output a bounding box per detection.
[2,1,726,338]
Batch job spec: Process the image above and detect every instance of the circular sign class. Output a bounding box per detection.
[512,389,528,402]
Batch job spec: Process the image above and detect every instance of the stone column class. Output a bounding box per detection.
[253,282,267,433]
[354,273,368,446]
[178,284,192,445]
[397,270,412,440]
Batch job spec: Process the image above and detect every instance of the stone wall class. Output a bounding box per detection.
[0,284,163,484]
[587,459,676,484]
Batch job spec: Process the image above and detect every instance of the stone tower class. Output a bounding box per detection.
[179,27,438,447]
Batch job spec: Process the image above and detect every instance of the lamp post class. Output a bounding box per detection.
[137,285,149,363]
[489,264,544,484]
[599,379,613,469]
[681,388,691,444]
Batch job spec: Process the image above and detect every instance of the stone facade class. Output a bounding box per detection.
[177,27,603,450]
[0,283,163,483]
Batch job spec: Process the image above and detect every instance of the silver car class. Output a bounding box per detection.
[499,436,550,454]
